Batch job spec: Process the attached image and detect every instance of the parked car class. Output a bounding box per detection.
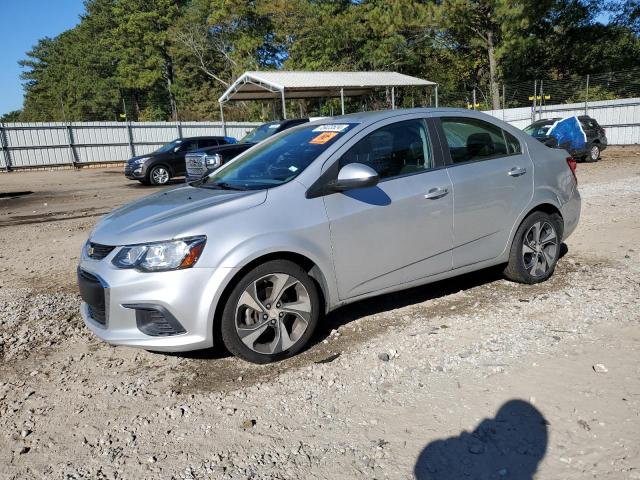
[524,115,607,162]
[125,136,236,185]
[185,119,309,182]
[79,108,580,364]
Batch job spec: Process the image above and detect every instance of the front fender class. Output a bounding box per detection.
[217,230,339,312]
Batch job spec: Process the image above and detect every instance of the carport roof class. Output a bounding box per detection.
[218,71,436,103]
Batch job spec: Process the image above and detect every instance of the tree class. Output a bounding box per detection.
[0,110,22,122]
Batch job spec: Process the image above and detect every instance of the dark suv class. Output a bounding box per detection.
[524,115,607,162]
[185,119,309,182]
[125,136,235,185]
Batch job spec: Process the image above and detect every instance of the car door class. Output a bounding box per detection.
[322,116,454,300]
[436,116,533,269]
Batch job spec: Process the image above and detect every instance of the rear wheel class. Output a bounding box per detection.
[148,165,171,185]
[587,144,600,162]
[504,211,562,284]
[220,260,320,363]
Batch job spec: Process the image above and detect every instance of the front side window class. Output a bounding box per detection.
[339,119,433,180]
[198,123,356,191]
[441,118,511,163]
[154,139,183,154]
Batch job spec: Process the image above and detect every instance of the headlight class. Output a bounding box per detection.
[132,157,150,165]
[205,153,222,167]
[112,236,206,272]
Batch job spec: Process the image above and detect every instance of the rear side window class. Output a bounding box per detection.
[441,117,516,163]
[340,119,433,180]
[505,131,521,154]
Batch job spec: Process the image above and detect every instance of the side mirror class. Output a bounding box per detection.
[331,163,379,192]
[173,146,182,153]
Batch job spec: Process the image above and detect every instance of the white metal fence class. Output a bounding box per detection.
[484,97,640,145]
[0,121,261,170]
[1,98,638,171]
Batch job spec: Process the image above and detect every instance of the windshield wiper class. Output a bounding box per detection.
[206,181,247,191]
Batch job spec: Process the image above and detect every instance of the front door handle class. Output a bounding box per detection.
[424,187,449,200]
[508,167,527,177]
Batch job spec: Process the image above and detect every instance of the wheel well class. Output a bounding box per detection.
[211,252,329,341]
[592,139,601,144]
[148,162,173,177]
[525,203,564,237]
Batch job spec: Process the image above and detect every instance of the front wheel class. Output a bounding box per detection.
[504,212,562,284]
[220,260,320,363]
[148,165,171,185]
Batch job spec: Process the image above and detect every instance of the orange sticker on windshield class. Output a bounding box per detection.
[309,132,338,144]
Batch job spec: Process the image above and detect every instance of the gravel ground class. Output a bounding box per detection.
[1,147,639,479]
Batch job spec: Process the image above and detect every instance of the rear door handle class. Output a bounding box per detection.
[424,187,449,200]
[508,167,527,177]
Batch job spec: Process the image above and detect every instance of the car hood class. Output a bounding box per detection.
[90,185,267,246]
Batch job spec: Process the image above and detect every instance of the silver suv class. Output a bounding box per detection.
[78,109,580,363]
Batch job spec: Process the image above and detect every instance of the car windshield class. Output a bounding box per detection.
[524,122,554,137]
[198,123,356,191]
[153,139,183,153]
[239,123,283,144]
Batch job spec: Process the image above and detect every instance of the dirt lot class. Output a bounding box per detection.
[1,147,639,479]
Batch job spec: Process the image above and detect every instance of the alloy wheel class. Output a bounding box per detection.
[590,146,600,161]
[151,167,169,185]
[522,221,558,278]
[235,273,311,355]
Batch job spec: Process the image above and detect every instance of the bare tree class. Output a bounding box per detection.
[175,24,235,88]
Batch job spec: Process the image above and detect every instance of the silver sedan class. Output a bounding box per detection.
[78,108,580,363]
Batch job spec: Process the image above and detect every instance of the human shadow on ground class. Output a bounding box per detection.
[414,400,548,480]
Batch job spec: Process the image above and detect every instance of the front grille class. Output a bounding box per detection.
[185,154,205,178]
[88,242,115,260]
[124,164,133,175]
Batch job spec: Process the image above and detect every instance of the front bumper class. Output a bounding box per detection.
[124,163,147,180]
[78,253,235,352]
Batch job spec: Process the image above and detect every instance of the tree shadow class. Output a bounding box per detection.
[414,400,548,480]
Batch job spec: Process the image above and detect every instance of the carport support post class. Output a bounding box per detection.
[391,87,395,109]
[532,80,537,124]
[281,90,287,119]
[434,85,438,108]
[340,88,345,115]
[220,103,227,137]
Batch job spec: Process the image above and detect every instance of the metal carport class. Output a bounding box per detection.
[218,71,438,133]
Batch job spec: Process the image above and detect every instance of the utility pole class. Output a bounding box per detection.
[585,74,590,116]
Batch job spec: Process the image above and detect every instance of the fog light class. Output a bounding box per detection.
[123,304,186,336]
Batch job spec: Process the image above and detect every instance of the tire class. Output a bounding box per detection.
[587,144,600,162]
[220,260,320,363]
[148,165,171,185]
[503,211,563,284]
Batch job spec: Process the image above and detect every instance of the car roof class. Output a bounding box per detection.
[306,107,505,127]
[179,136,227,140]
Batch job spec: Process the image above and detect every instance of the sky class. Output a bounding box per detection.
[0,0,85,115]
